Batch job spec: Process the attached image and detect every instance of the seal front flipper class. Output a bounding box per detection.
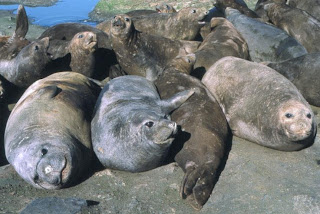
[160,89,195,114]
[36,85,62,99]
[14,5,28,38]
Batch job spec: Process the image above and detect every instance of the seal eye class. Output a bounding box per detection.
[285,113,293,118]
[34,45,39,51]
[41,148,48,156]
[307,113,312,119]
[78,34,84,39]
[145,121,154,128]
[191,9,196,13]
[125,17,130,22]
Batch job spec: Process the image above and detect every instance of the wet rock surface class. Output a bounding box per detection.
[0,106,319,214]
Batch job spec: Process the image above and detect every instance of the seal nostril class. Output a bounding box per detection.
[307,113,312,119]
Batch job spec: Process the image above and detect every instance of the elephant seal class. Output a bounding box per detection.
[254,0,286,22]
[202,56,317,151]
[110,14,200,80]
[5,72,101,189]
[154,54,230,210]
[193,17,249,79]
[264,3,320,53]
[91,75,194,172]
[38,23,112,50]
[264,52,320,107]
[225,7,308,62]
[212,0,259,18]
[0,5,30,60]
[287,0,320,21]
[0,37,52,88]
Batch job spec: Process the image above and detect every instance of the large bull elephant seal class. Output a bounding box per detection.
[154,54,230,210]
[5,72,101,189]
[225,7,307,62]
[91,75,194,172]
[264,3,320,53]
[202,56,317,151]
[265,52,320,107]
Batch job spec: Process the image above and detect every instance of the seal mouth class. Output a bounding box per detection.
[84,35,98,51]
[154,122,178,145]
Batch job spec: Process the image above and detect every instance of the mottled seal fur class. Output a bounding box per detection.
[110,14,200,80]
[193,17,249,79]
[287,0,320,21]
[202,56,317,151]
[154,54,230,210]
[264,3,320,53]
[265,52,320,107]
[225,7,307,62]
[91,75,194,172]
[213,0,259,18]
[0,37,52,88]
[0,5,30,60]
[254,0,286,22]
[5,72,101,189]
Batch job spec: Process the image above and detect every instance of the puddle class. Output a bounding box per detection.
[0,0,100,27]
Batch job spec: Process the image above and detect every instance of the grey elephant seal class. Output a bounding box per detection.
[193,17,249,79]
[0,5,30,60]
[225,7,307,62]
[154,54,230,210]
[287,0,320,21]
[5,72,101,189]
[0,37,52,88]
[265,52,320,107]
[91,75,194,172]
[110,14,200,80]
[202,56,317,151]
[264,3,320,53]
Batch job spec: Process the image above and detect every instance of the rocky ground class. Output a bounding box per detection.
[1,1,320,213]
[0,0,57,7]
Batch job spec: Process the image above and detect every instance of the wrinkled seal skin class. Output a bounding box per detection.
[202,56,317,151]
[110,14,200,80]
[212,0,259,18]
[154,55,230,210]
[287,0,320,21]
[0,5,30,60]
[225,7,308,62]
[132,7,208,40]
[265,52,320,107]
[5,72,101,190]
[91,75,194,172]
[0,37,52,88]
[193,17,249,79]
[264,3,320,53]
[38,23,112,50]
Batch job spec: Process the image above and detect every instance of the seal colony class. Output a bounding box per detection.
[0,1,319,211]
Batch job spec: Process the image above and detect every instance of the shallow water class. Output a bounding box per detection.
[0,0,99,27]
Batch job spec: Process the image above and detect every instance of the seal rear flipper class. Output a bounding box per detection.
[14,5,29,39]
[160,89,195,114]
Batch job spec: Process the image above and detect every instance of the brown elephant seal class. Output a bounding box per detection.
[202,56,317,151]
[5,72,101,189]
[254,0,286,22]
[264,52,320,107]
[0,37,53,88]
[287,0,320,21]
[91,75,194,172]
[154,54,230,210]
[213,0,259,18]
[110,14,200,80]
[38,23,112,50]
[156,3,177,13]
[0,5,30,60]
[225,7,308,62]
[193,17,249,79]
[264,3,320,53]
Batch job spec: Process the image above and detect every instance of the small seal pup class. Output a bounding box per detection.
[202,56,317,151]
[91,75,194,172]
[264,52,320,107]
[264,3,320,53]
[225,7,308,62]
[0,37,52,88]
[154,54,230,210]
[0,5,30,60]
[5,72,101,189]
[287,0,320,21]
[193,17,249,79]
[110,14,200,80]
